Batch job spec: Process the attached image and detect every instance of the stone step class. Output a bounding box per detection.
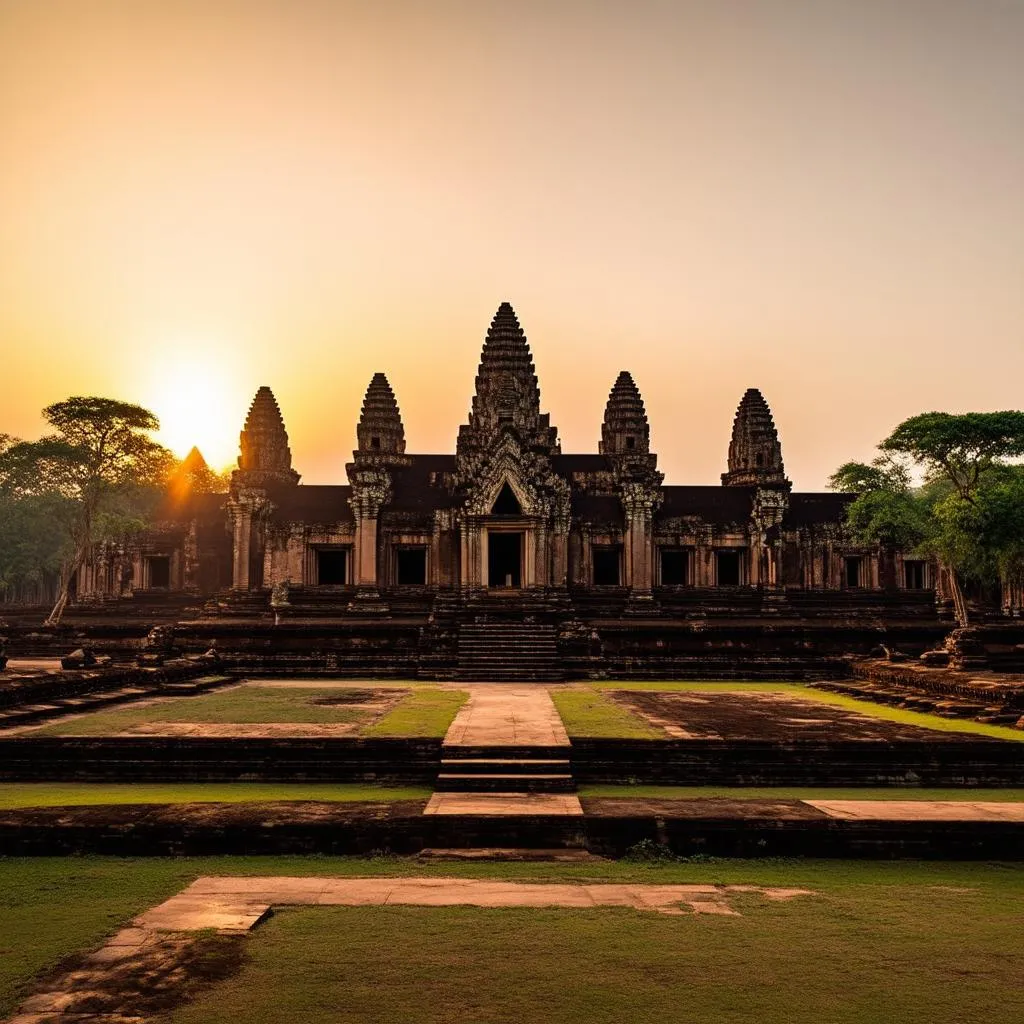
[436,773,576,793]
[417,848,601,862]
[440,758,570,775]
[443,744,571,760]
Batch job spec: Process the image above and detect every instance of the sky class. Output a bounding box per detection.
[1,0,1022,488]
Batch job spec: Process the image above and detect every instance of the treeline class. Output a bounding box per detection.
[830,411,1024,625]
[0,396,226,623]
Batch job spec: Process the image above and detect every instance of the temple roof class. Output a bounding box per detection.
[270,485,355,524]
[659,485,756,524]
[782,492,855,527]
[600,371,650,455]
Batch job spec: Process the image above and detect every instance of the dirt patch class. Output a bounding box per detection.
[308,689,393,706]
[19,930,248,1019]
[612,690,990,742]
[581,796,831,819]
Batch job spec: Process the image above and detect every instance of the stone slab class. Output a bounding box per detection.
[807,800,1024,821]
[423,792,584,815]
[443,685,570,747]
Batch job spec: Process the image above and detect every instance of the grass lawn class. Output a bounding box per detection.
[2,857,1023,1021]
[28,685,386,736]
[579,784,1024,801]
[0,782,432,809]
[27,685,467,739]
[550,689,665,738]
[365,687,468,737]
[161,887,1024,1024]
[584,681,1024,742]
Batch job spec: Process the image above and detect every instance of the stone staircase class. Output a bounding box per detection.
[456,622,562,681]
[0,674,234,731]
[436,744,575,793]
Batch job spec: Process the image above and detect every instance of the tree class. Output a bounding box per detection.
[0,397,173,625]
[834,412,1024,625]
[829,457,930,590]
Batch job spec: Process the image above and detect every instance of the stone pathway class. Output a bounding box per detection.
[442,684,570,747]
[148,876,815,922]
[5,876,815,1021]
[806,800,1024,821]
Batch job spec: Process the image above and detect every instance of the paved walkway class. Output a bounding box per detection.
[424,792,583,815]
[141,876,815,926]
[806,800,1024,821]
[442,684,570,747]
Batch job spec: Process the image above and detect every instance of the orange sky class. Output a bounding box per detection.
[1,0,1022,487]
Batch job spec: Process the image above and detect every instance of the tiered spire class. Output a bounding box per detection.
[457,302,558,456]
[355,373,406,455]
[721,388,788,488]
[600,371,650,456]
[235,386,299,485]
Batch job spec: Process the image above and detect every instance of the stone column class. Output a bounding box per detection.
[622,484,655,597]
[228,502,253,592]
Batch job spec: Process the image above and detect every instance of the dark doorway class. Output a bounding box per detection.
[659,548,690,586]
[904,560,926,589]
[317,549,349,585]
[716,550,742,586]
[491,482,522,516]
[147,555,170,589]
[593,546,622,586]
[396,547,427,585]
[844,556,863,589]
[488,532,522,587]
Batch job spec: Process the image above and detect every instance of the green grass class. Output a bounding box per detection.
[579,785,1024,801]
[160,873,1024,1024]
[0,783,432,809]
[363,688,468,738]
[583,681,1024,742]
[551,689,665,738]
[2,856,1023,1020]
[29,685,392,736]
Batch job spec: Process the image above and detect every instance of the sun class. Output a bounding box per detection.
[142,358,243,471]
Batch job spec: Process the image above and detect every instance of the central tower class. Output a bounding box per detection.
[453,302,570,591]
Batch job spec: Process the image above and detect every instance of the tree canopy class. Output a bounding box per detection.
[0,397,173,623]
[831,411,1024,626]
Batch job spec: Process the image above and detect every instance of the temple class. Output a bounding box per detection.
[69,302,944,678]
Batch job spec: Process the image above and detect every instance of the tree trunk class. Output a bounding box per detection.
[44,545,85,626]
[941,560,970,627]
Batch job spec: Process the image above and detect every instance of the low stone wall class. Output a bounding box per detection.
[570,738,1024,786]
[582,813,1024,860]
[851,659,1024,708]
[0,736,441,783]
[0,662,211,710]
[0,800,1021,859]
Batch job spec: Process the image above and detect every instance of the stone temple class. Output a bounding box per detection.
[71,302,940,679]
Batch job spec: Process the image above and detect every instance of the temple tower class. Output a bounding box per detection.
[721,388,788,488]
[601,371,662,599]
[347,373,409,600]
[454,302,568,590]
[456,302,558,457]
[234,386,300,486]
[600,371,651,457]
[721,388,790,589]
[355,372,406,456]
[229,387,299,592]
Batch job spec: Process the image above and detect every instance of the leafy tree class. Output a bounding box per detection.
[834,412,1024,625]
[0,398,173,624]
[829,457,930,590]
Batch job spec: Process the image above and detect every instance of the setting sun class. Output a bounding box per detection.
[141,352,247,470]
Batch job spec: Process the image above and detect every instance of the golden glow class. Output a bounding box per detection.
[1,2,1022,487]
[140,345,248,470]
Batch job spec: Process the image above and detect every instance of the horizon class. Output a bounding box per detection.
[3,0,1022,487]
